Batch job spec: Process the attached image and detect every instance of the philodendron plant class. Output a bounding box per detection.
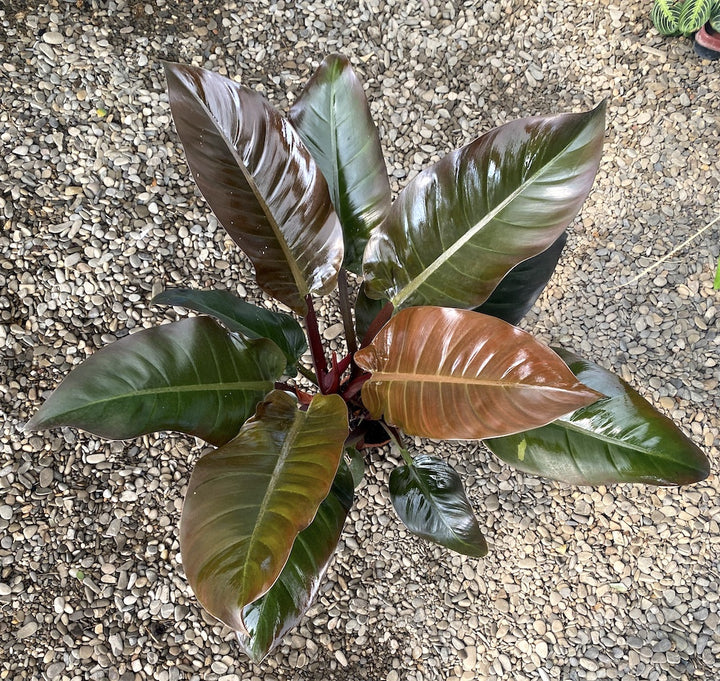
[28,55,710,661]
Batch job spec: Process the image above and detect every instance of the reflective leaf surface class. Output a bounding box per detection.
[290,54,391,274]
[180,391,348,631]
[26,317,285,447]
[237,460,354,661]
[485,349,710,485]
[474,232,567,325]
[152,288,306,372]
[363,104,605,309]
[354,307,602,439]
[165,62,343,314]
[390,455,487,556]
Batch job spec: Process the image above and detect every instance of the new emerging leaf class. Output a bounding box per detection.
[354,307,603,439]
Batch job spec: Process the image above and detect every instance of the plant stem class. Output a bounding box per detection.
[296,363,318,386]
[304,294,329,394]
[337,268,358,355]
[379,421,413,467]
[359,300,394,348]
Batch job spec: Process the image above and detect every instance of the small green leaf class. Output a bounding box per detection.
[237,460,354,661]
[345,446,365,488]
[152,288,306,373]
[389,455,487,557]
[180,391,349,632]
[26,317,285,447]
[486,349,710,485]
[713,255,720,290]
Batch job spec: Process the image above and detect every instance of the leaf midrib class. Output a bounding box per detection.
[369,370,587,392]
[390,117,591,307]
[39,380,273,423]
[240,407,307,603]
[554,414,700,469]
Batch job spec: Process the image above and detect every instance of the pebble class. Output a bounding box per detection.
[41,31,64,45]
[16,621,38,640]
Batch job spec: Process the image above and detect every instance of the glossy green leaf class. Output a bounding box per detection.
[678,0,712,34]
[714,255,720,290]
[345,446,366,488]
[25,317,285,447]
[363,104,605,309]
[164,62,343,315]
[651,0,683,35]
[152,288,306,372]
[289,54,391,274]
[474,231,567,325]
[236,460,354,661]
[485,349,711,485]
[354,307,602,440]
[354,281,388,344]
[390,454,487,557]
[180,391,349,631]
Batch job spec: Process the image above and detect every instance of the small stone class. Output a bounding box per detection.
[46,662,65,679]
[42,31,64,45]
[323,322,344,340]
[16,621,38,640]
[461,646,477,670]
[39,468,54,487]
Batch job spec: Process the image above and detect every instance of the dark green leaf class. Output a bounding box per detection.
[390,455,487,557]
[289,54,391,274]
[180,391,349,631]
[164,62,343,315]
[152,288,306,372]
[485,349,710,485]
[363,104,605,309]
[354,281,388,344]
[345,446,365,488]
[354,307,602,440]
[25,317,285,447]
[237,460,354,661]
[474,231,567,325]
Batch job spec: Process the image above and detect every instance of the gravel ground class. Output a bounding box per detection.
[2,0,719,679]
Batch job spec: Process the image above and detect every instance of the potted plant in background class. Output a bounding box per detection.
[26,54,711,661]
[651,0,720,58]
